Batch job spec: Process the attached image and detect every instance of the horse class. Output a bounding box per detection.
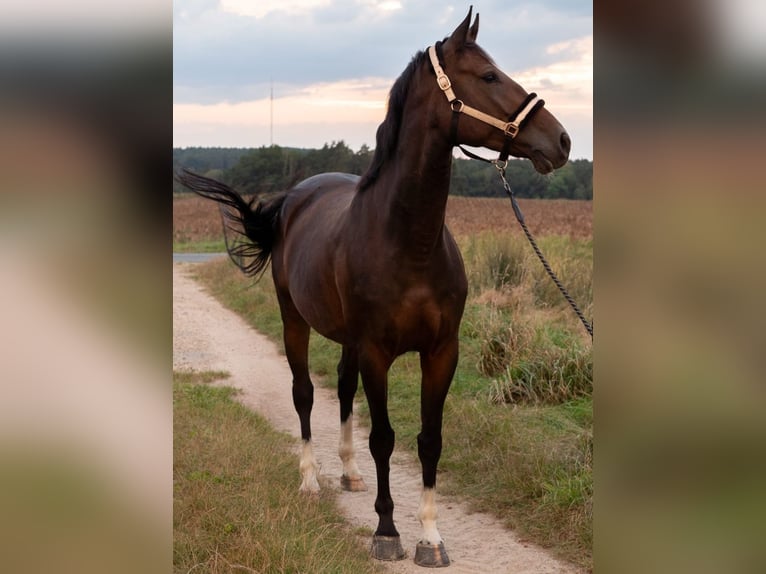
[176,7,569,567]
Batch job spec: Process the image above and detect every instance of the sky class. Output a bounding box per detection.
[173,1,593,159]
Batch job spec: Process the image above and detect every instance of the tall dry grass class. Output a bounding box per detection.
[461,232,592,405]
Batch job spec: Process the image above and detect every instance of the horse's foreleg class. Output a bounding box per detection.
[280,301,319,494]
[337,346,366,491]
[414,338,459,567]
[360,345,405,561]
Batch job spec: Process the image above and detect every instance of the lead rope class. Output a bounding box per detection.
[492,161,594,340]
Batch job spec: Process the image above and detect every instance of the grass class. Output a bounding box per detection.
[439,399,592,555]
[190,231,592,569]
[173,238,227,253]
[173,369,382,574]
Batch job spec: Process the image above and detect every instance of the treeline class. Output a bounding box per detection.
[173,141,591,199]
[173,147,251,174]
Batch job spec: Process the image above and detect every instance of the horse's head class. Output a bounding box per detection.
[432,8,570,174]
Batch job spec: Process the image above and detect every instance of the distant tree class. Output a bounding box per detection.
[352,144,374,175]
[205,168,224,181]
[174,144,591,200]
[227,146,292,195]
[173,147,250,173]
[302,141,356,176]
[173,147,254,193]
[569,159,593,199]
[545,162,575,199]
[450,157,550,198]
[503,160,549,198]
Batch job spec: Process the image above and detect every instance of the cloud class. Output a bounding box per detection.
[517,36,593,108]
[174,76,388,148]
[220,0,403,19]
[174,1,591,98]
[174,77,388,127]
[173,1,592,156]
[220,0,331,19]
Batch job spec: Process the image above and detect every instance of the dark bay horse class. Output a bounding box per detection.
[177,7,569,567]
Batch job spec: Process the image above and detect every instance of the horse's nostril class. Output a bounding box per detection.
[560,132,571,155]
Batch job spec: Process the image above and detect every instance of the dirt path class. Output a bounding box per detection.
[173,262,581,573]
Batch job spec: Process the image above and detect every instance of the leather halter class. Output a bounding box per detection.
[427,42,545,162]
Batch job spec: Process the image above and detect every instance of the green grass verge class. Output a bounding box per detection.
[173,239,227,253]
[173,370,382,574]
[189,232,592,569]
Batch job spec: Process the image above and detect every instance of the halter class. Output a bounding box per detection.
[427,42,545,163]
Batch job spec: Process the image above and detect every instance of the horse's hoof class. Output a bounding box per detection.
[340,474,367,492]
[298,479,320,496]
[370,535,406,561]
[414,540,450,568]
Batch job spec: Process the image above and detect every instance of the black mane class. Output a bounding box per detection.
[358,50,427,191]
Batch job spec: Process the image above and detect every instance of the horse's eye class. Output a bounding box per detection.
[482,72,499,83]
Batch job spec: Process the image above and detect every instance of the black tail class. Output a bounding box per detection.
[175,169,285,278]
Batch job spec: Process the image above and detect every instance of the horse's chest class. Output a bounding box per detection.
[379,285,459,349]
[395,285,439,318]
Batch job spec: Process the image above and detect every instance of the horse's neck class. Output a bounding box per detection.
[373,108,454,260]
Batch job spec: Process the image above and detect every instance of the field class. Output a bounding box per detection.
[173,192,593,569]
[173,194,592,249]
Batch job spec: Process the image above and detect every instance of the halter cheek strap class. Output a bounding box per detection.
[428,42,545,162]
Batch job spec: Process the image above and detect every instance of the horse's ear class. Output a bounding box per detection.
[448,6,474,47]
[467,12,479,44]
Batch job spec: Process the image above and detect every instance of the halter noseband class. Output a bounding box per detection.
[427,42,544,162]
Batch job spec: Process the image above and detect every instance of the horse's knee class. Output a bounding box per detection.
[369,426,395,461]
[336,349,359,421]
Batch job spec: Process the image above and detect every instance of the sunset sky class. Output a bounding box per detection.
[173,1,594,159]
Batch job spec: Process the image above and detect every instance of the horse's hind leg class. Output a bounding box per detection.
[337,345,366,491]
[279,296,319,494]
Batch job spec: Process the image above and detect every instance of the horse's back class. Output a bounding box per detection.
[278,171,359,240]
[278,172,356,229]
[298,172,360,189]
[272,172,360,342]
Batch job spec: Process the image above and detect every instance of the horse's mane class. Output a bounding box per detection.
[358,50,427,191]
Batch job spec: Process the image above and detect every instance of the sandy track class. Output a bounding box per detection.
[173,262,581,573]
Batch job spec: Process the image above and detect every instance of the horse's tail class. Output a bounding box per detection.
[175,169,285,278]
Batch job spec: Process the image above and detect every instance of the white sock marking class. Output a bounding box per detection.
[299,439,320,493]
[417,487,443,544]
[338,416,362,479]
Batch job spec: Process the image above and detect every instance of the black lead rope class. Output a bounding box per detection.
[492,162,594,340]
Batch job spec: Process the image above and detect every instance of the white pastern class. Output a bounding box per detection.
[299,439,320,493]
[338,417,362,479]
[417,487,443,545]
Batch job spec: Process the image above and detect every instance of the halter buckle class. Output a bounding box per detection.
[437,75,452,91]
[503,122,520,138]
